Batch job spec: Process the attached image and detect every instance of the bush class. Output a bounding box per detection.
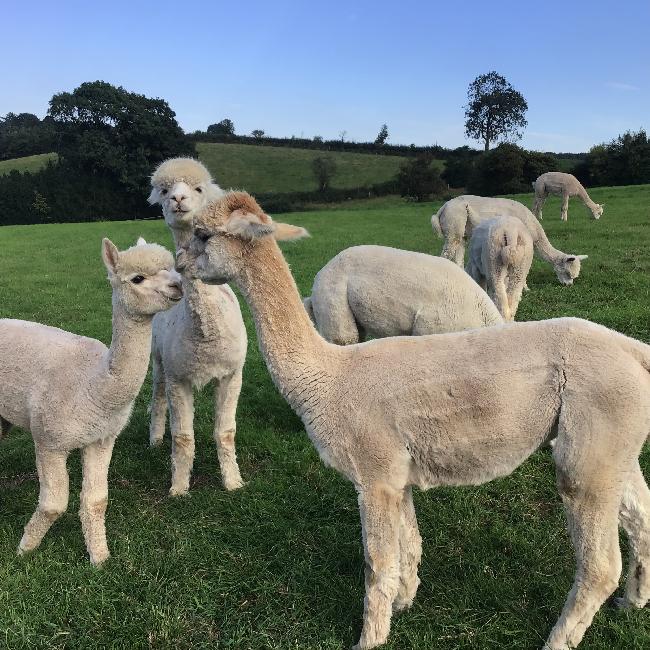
[397,156,446,201]
[583,130,650,187]
[312,156,337,191]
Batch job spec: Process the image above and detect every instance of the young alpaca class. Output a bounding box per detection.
[533,172,604,221]
[466,216,534,321]
[179,191,650,650]
[304,245,502,345]
[0,238,181,564]
[432,195,587,285]
[148,158,247,494]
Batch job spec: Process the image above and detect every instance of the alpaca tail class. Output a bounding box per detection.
[431,207,443,238]
[303,296,316,324]
[500,224,527,268]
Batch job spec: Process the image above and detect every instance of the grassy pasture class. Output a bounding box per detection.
[0,153,58,176]
[196,142,413,194]
[1,185,650,649]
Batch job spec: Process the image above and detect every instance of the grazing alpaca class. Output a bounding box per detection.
[148,158,247,494]
[466,216,534,321]
[533,172,604,221]
[179,190,650,650]
[432,195,587,285]
[304,245,502,345]
[0,238,181,564]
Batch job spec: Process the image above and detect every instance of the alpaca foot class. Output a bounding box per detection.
[612,595,648,609]
[89,548,110,566]
[169,484,190,497]
[17,536,40,556]
[222,472,245,491]
[392,595,414,613]
[149,434,164,447]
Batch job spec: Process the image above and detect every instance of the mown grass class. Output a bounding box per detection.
[1,185,650,649]
[0,153,58,176]
[196,142,412,194]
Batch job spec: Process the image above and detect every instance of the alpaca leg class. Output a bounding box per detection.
[314,298,360,345]
[167,382,195,496]
[353,484,402,650]
[617,462,650,608]
[561,193,569,221]
[442,238,465,267]
[533,194,545,219]
[488,275,512,321]
[506,276,525,321]
[18,446,69,555]
[545,459,623,649]
[393,486,422,613]
[213,369,244,491]
[149,355,167,446]
[79,436,116,566]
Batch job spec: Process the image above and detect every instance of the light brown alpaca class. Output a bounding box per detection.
[178,191,650,650]
[532,172,604,221]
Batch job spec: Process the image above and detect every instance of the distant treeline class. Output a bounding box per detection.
[1,79,649,226]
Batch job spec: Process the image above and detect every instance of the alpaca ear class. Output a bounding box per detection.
[273,222,310,241]
[147,187,159,205]
[577,254,588,261]
[102,238,120,274]
[226,209,274,240]
[137,237,147,246]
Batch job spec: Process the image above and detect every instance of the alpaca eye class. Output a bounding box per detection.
[195,187,203,194]
[131,275,145,284]
[161,189,168,196]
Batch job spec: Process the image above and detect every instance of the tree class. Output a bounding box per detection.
[0,112,57,160]
[207,119,235,136]
[464,71,528,151]
[374,124,389,146]
[396,155,446,201]
[251,129,265,139]
[312,156,337,191]
[48,81,194,193]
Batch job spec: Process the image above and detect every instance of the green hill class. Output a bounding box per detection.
[196,142,408,193]
[0,152,58,176]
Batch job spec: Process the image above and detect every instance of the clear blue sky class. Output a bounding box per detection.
[2,0,648,152]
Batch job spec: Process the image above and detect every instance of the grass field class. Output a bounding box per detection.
[1,185,650,649]
[196,142,413,194]
[0,153,58,176]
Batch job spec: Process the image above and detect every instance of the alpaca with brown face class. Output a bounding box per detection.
[178,190,650,650]
[0,238,181,564]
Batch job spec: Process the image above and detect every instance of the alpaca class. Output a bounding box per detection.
[533,172,604,221]
[178,190,650,650]
[466,216,534,321]
[148,158,247,495]
[431,195,587,285]
[304,245,502,345]
[0,238,181,564]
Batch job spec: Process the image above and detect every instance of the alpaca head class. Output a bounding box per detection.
[554,254,588,286]
[148,158,224,231]
[591,203,604,220]
[176,191,309,285]
[102,237,183,316]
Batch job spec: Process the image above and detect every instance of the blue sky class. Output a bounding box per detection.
[2,0,648,152]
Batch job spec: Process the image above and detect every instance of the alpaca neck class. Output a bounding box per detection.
[90,299,153,408]
[577,186,598,213]
[183,276,232,340]
[234,240,335,414]
[170,223,192,250]
[524,215,565,265]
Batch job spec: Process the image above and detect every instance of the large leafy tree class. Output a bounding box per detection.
[464,71,528,151]
[207,119,235,136]
[0,112,57,160]
[396,155,445,201]
[48,81,194,193]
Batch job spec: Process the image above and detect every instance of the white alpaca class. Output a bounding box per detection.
[148,158,247,495]
[532,172,604,221]
[466,216,534,321]
[432,195,587,285]
[0,238,181,564]
[304,245,502,345]
[180,191,650,650]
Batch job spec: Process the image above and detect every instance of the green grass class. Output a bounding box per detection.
[2,185,650,648]
[196,142,410,194]
[0,152,58,176]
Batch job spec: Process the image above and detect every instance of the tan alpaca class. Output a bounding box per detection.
[466,216,534,321]
[178,191,650,650]
[0,238,182,564]
[533,172,604,221]
[148,158,247,495]
[432,195,587,285]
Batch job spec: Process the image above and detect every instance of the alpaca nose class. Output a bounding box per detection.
[173,193,186,203]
